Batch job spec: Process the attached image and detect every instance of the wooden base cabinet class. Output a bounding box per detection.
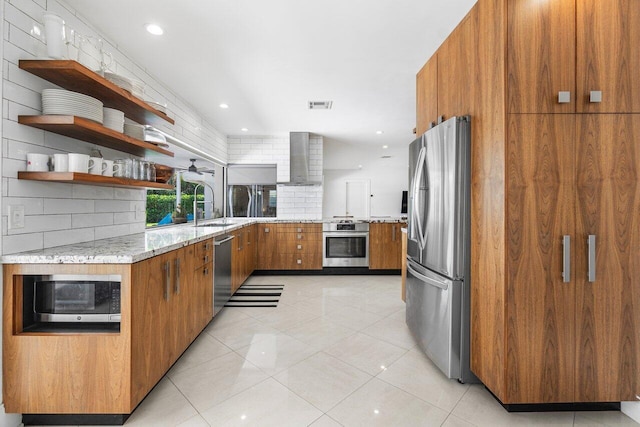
[256,223,322,270]
[3,240,215,415]
[231,225,256,293]
[369,222,406,270]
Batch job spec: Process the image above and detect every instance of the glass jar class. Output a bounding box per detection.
[113,159,127,178]
[131,159,140,180]
[149,162,156,182]
[139,160,150,181]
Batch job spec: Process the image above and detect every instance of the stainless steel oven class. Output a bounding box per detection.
[322,221,369,267]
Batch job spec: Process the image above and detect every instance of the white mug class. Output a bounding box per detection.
[52,153,68,172]
[88,156,106,175]
[26,153,50,172]
[68,153,90,173]
[102,159,115,177]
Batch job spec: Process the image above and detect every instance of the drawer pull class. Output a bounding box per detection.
[558,91,571,104]
[589,91,602,103]
[297,227,302,233]
[203,267,209,276]
[163,261,170,301]
[204,255,210,263]
[297,234,302,240]
[175,258,181,295]
[297,259,302,264]
[297,244,302,250]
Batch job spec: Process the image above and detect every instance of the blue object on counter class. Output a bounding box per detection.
[158,213,172,225]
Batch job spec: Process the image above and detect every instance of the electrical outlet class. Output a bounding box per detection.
[8,205,25,229]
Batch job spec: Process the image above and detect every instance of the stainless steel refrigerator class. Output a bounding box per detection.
[406,116,477,383]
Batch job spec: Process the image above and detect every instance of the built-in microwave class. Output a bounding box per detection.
[29,274,121,323]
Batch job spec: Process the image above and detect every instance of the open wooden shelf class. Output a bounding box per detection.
[18,115,174,158]
[19,59,174,126]
[18,171,174,190]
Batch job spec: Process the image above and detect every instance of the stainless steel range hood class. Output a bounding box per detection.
[279,132,322,186]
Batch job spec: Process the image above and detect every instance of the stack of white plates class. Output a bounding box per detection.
[103,108,125,132]
[104,72,145,99]
[145,100,167,114]
[123,121,145,140]
[42,89,103,124]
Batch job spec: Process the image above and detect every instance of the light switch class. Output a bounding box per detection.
[8,205,25,229]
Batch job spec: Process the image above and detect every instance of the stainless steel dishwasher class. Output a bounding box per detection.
[213,234,234,315]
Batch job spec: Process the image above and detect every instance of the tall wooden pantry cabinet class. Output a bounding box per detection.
[416,0,640,405]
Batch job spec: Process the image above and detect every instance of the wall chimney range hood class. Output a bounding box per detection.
[279,132,322,186]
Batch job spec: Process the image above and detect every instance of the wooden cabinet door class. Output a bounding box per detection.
[507,0,576,113]
[416,55,438,136]
[257,224,278,269]
[244,225,256,277]
[574,115,640,401]
[171,246,191,357]
[506,114,576,403]
[131,252,174,403]
[369,223,403,269]
[576,0,640,113]
[437,6,477,120]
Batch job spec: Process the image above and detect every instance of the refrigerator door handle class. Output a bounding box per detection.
[562,235,570,283]
[407,261,449,291]
[412,147,427,249]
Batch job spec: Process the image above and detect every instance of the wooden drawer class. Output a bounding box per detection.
[276,231,322,243]
[193,238,213,268]
[277,252,322,270]
[279,240,321,254]
[277,223,321,233]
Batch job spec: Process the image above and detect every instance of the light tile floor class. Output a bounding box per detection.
[58,275,640,426]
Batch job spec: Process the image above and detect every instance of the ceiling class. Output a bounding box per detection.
[63,0,476,151]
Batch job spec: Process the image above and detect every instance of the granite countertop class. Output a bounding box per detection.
[1,217,408,264]
[1,219,252,265]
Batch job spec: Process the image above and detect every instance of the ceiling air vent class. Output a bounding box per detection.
[308,100,333,110]
[381,155,392,159]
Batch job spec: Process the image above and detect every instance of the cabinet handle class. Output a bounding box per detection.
[558,91,571,104]
[297,227,302,233]
[163,261,171,301]
[175,258,181,295]
[392,225,396,241]
[204,242,211,251]
[204,255,210,263]
[562,235,570,283]
[297,244,302,250]
[297,234,302,240]
[588,235,596,282]
[204,267,209,276]
[297,259,302,264]
[265,227,270,233]
[589,91,602,103]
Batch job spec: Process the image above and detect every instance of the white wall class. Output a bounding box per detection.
[323,139,408,218]
[227,135,323,219]
[1,0,227,256]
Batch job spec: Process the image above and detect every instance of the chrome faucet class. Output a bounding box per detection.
[193,182,214,227]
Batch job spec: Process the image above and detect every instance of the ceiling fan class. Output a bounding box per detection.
[176,159,215,175]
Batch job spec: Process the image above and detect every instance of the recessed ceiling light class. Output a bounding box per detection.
[145,24,164,36]
[382,145,388,149]
[219,103,229,109]
[376,130,384,135]
[241,128,248,132]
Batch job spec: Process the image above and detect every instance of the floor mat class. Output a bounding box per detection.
[224,284,283,307]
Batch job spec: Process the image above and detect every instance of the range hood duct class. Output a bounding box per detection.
[280,132,322,186]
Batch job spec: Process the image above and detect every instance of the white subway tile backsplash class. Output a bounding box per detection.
[3,118,44,144]
[44,198,93,214]
[8,178,72,198]
[95,199,132,213]
[3,78,42,110]
[43,227,94,249]
[8,213,71,235]
[129,222,146,234]
[3,231,43,254]
[113,211,136,224]
[71,184,114,200]
[95,224,130,241]
[72,212,113,228]
[3,196,44,215]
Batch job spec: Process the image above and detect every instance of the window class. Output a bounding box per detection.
[146,164,225,227]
